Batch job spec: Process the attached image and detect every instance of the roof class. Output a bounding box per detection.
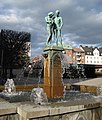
[80,46,93,52]
[99,48,102,55]
[80,45,93,55]
[73,48,84,52]
[32,55,44,62]
[99,48,102,52]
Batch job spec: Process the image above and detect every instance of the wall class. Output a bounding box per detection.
[0,101,102,120]
[24,107,102,120]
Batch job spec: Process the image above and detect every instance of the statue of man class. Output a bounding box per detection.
[54,10,63,45]
[45,12,54,45]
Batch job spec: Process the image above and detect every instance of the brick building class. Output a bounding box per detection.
[64,45,85,65]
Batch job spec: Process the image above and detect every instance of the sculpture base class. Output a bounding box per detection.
[44,85,64,99]
[43,45,64,52]
[43,45,64,99]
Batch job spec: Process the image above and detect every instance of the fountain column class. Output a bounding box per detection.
[43,45,64,99]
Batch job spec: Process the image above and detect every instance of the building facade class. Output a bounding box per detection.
[64,46,85,65]
[72,48,85,65]
[64,45,102,66]
[80,46,102,65]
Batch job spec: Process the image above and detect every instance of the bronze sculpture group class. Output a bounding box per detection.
[45,10,63,46]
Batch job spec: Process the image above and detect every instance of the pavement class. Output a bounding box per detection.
[73,77,102,87]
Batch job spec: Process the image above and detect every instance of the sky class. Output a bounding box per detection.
[0,0,102,57]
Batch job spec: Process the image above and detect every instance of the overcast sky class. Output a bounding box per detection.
[0,0,102,57]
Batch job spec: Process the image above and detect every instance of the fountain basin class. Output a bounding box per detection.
[0,91,31,102]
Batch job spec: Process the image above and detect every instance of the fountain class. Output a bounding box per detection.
[0,56,46,104]
[0,10,102,120]
[0,11,102,120]
[0,10,98,106]
[30,87,48,105]
[30,57,49,105]
[36,58,44,86]
[26,10,65,103]
[2,78,16,94]
[0,78,31,102]
[97,85,102,96]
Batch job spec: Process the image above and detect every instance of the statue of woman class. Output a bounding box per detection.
[45,12,54,45]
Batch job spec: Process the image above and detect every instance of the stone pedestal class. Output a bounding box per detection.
[43,45,64,99]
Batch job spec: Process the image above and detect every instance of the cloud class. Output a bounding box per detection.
[0,0,102,57]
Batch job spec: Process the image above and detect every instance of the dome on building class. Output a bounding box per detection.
[63,44,72,50]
